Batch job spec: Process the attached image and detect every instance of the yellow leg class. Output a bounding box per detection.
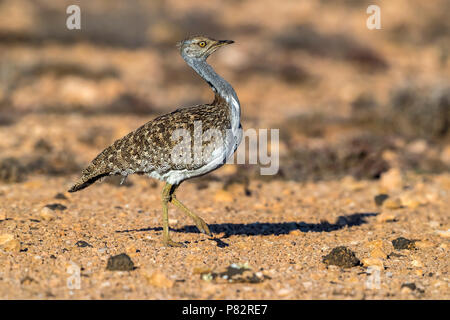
[170,185,212,237]
[161,183,185,247]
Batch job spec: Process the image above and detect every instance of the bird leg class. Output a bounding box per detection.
[161,183,185,247]
[170,184,213,237]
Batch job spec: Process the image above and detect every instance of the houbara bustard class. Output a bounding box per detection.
[69,36,242,247]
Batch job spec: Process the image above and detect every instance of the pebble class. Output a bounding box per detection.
[400,196,421,209]
[382,198,402,210]
[392,237,416,250]
[414,240,434,249]
[214,190,233,202]
[277,288,292,297]
[193,267,213,275]
[106,253,135,271]
[40,207,55,221]
[436,229,450,238]
[406,139,427,154]
[2,239,21,252]
[342,176,366,191]
[125,245,138,257]
[45,203,67,211]
[370,248,387,259]
[143,270,174,288]
[322,246,360,268]
[75,240,92,248]
[374,194,389,207]
[54,192,68,200]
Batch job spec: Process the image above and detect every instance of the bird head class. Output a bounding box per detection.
[178,36,234,60]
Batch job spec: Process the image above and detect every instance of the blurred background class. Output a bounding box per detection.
[0,0,449,186]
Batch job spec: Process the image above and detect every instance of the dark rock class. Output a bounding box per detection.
[322,246,360,268]
[106,253,135,271]
[54,193,68,200]
[374,194,389,206]
[401,282,424,293]
[392,237,416,250]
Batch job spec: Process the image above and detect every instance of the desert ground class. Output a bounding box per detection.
[0,0,449,299]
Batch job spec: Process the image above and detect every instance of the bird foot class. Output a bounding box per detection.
[194,218,213,237]
[163,238,187,248]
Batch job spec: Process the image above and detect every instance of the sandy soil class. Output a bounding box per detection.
[0,172,449,299]
[0,0,449,299]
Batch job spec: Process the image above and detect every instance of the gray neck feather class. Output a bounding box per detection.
[184,57,239,108]
[183,55,242,151]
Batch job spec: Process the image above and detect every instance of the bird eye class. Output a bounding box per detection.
[198,41,206,47]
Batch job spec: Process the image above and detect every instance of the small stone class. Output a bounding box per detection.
[322,246,360,268]
[380,168,403,191]
[392,237,416,250]
[168,218,178,224]
[342,176,365,191]
[2,239,21,252]
[361,258,384,268]
[310,273,323,280]
[0,233,14,246]
[365,240,384,249]
[193,267,212,275]
[401,282,424,294]
[277,288,292,297]
[382,198,402,210]
[376,212,397,223]
[415,269,424,276]
[125,245,139,257]
[400,195,421,209]
[289,229,302,236]
[374,194,389,207]
[0,210,6,220]
[411,260,423,267]
[45,203,67,211]
[75,240,92,248]
[40,207,55,221]
[54,193,68,200]
[214,190,233,202]
[406,140,427,154]
[436,229,450,238]
[143,270,174,288]
[370,248,387,259]
[414,240,434,249]
[106,253,135,271]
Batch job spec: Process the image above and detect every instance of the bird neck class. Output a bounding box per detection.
[186,58,240,115]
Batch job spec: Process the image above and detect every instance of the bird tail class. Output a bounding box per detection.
[68,163,110,193]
